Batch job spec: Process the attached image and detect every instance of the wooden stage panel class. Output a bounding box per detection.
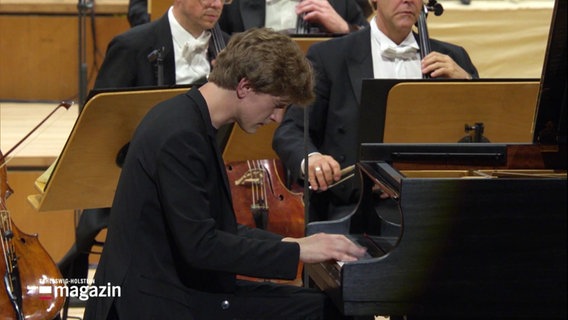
[5,170,76,263]
[0,0,127,14]
[0,3,130,101]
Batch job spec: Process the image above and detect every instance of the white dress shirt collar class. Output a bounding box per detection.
[370,16,421,79]
[168,7,211,84]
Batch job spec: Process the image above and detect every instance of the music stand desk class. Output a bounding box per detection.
[359,79,540,145]
[28,87,188,212]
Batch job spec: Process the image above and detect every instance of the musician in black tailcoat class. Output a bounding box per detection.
[127,0,150,27]
[95,1,231,89]
[218,0,369,35]
[57,0,231,298]
[273,0,479,222]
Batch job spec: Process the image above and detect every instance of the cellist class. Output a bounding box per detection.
[273,0,479,222]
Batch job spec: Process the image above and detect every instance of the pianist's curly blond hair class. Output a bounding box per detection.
[208,27,315,107]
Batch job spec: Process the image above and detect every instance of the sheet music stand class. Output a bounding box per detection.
[28,87,188,212]
[358,79,541,146]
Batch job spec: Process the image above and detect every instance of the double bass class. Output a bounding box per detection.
[226,159,305,285]
[226,159,304,239]
[1,101,70,319]
[1,151,65,320]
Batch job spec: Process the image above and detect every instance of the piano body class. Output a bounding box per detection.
[306,144,566,317]
[305,0,567,317]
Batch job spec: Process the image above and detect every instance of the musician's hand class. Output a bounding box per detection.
[296,0,350,34]
[421,51,472,79]
[283,233,367,263]
[307,153,341,192]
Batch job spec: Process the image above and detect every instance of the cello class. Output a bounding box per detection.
[226,159,305,285]
[1,101,70,319]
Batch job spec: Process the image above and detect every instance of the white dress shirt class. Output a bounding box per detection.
[370,16,422,79]
[265,0,301,32]
[168,7,211,84]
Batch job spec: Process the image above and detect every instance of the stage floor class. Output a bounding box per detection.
[1,101,79,167]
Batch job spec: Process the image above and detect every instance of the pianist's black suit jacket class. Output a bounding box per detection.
[83,88,300,319]
[273,27,479,219]
[94,12,230,89]
[218,0,368,34]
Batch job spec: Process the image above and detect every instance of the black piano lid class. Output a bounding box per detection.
[533,0,567,145]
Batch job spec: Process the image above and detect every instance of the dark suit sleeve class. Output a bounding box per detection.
[157,122,299,280]
[453,45,479,79]
[94,33,147,89]
[237,224,284,240]
[273,42,331,182]
[338,0,369,30]
[431,39,480,79]
[94,15,176,90]
[218,1,245,35]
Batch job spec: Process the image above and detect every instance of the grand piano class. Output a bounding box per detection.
[304,0,567,318]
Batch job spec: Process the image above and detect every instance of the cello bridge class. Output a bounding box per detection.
[234,169,264,186]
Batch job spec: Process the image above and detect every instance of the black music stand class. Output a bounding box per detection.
[77,0,93,111]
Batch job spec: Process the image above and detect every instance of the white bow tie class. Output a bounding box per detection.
[182,32,211,62]
[381,46,418,60]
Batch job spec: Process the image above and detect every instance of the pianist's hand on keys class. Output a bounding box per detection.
[282,233,368,264]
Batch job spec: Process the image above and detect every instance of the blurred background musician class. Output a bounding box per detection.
[218,0,370,35]
[273,0,479,222]
[57,0,231,299]
[355,0,375,20]
[127,0,150,27]
[95,0,230,89]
